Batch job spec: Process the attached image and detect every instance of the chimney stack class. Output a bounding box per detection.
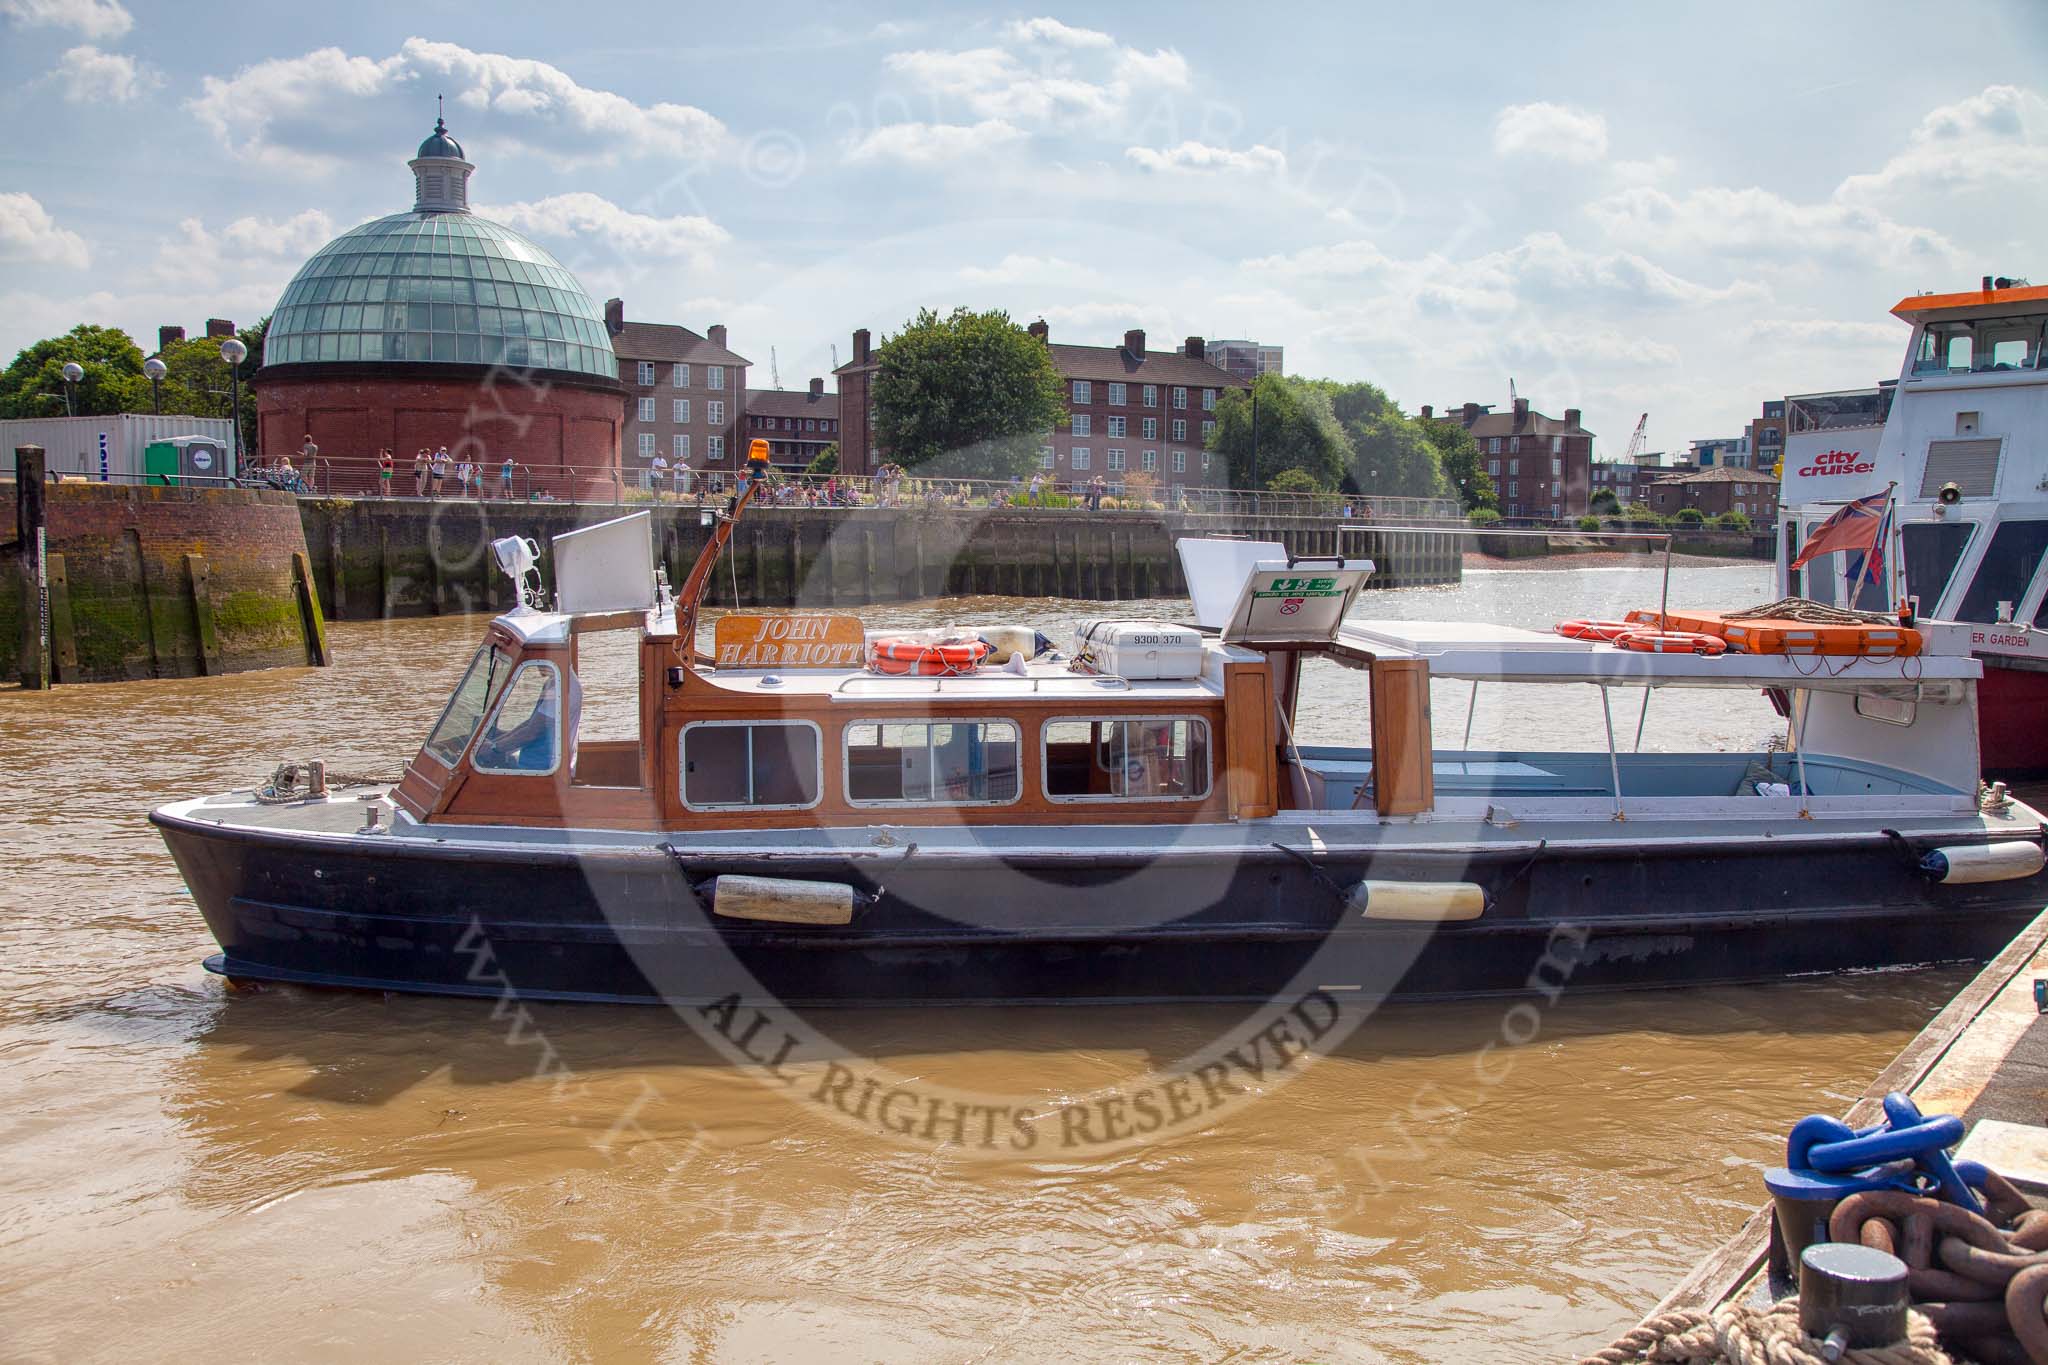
[1183,335,1205,360]
[1513,396,1530,423]
[853,328,871,363]
[1420,404,1433,421]
[1461,402,1481,425]
[604,297,624,336]
[158,325,185,353]
[708,323,728,348]
[1124,328,1146,357]
[1564,407,1581,429]
[205,318,234,339]
[809,377,823,398]
[1027,319,1048,344]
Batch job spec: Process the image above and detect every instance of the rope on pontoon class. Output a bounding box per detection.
[1722,597,1899,625]
[1578,1302,1951,1365]
[252,762,396,804]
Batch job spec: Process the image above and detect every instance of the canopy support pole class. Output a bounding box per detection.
[1600,685,1625,821]
[1462,680,1479,750]
[1634,686,1653,753]
[1792,689,1811,820]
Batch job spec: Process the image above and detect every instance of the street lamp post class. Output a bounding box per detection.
[143,356,167,415]
[60,362,83,417]
[219,338,248,475]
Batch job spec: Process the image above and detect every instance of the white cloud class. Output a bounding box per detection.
[1112,47,1190,89]
[957,253,1105,286]
[189,37,726,171]
[843,119,1025,164]
[54,43,154,102]
[1000,17,1114,48]
[1744,318,1904,347]
[149,209,338,290]
[1243,239,1396,279]
[481,193,728,267]
[1125,141,1285,175]
[1589,184,1954,267]
[1489,232,1768,309]
[1836,84,2048,203]
[1492,102,1609,164]
[0,191,89,269]
[0,0,130,40]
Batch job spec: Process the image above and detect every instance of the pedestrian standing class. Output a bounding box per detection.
[413,448,430,496]
[455,455,475,500]
[430,445,451,496]
[650,452,669,499]
[498,455,515,499]
[1028,471,1043,505]
[672,459,688,501]
[377,447,393,496]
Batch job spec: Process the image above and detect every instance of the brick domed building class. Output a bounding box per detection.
[254,117,623,496]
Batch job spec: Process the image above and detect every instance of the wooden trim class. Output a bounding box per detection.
[1223,660,1277,819]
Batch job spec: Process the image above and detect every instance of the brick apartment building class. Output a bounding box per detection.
[605,299,750,478]
[832,324,1248,496]
[745,379,839,469]
[1590,458,1647,508]
[1689,435,1752,469]
[1641,466,1780,521]
[1203,338,1284,383]
[1420,399,1594,519]
[1746,399,1787,475]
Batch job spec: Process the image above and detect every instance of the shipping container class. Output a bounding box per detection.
[0,414,237,483]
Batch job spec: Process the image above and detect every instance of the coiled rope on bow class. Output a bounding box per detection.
[1579,1301,1951,1365]
[252,762,397,804]
[1721,597,1900,626]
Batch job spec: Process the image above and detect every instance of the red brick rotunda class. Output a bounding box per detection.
[254,116,623,498]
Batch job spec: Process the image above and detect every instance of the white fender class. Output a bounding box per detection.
[1921,842,2046,885]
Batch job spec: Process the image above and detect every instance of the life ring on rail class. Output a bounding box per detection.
[1554,619,1634,642]
[1612,629,1727,656]
[868,636,990,676]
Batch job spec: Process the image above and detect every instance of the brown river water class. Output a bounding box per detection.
[0,559,1988,1362]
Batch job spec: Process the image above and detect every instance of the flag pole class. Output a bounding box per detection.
[1884,479,1901,616]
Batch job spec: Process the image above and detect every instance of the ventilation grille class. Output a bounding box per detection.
[1919,437,2003,498]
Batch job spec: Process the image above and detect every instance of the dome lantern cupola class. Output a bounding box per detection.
[409,109,473,214]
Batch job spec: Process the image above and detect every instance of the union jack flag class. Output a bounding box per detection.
[1789,490,1892,579]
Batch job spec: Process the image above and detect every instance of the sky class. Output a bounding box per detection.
[0,0,2043,455]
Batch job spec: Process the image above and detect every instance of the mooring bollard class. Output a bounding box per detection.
[16,445,49,690]
[1798,1242,1910,1358]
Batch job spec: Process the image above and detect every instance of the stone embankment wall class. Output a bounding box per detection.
[297,498,1466,620]
[3,482,327,683]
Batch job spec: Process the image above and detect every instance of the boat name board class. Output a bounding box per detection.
[713,614,867,669]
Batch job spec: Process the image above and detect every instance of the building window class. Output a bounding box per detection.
[673,398,689,423]
[676,434,691,460]
[1201,451,1211,470]
[1107,448,1126,471]
[1171,419,1186,442]
[1551,435,1562,453]
[1509,436,1521,453]
[1172,451,1186,473]
[1107,415,1126,437]
[636,361,655,386]
[708,435,724,460]
[1508,480,1519,497]
[638,433,656,457]
[1487,460,1500,476]
[707,400,725,425]
[637,397,656,422]
[1489,437,1502,454]
[1071,446,1091,469]
[680,720,821,811]
[1508,458,1519,475]
[1141,450,1158,472]
[1043,717,1211,802]
[1142,417,1157,440]
[844,720,1022,806]
[1073,413,1092,436]
[1551,457,1561,476]
[1202,420,1214,440]
[1201,389,1215,411]
[1142,385,1157,407]
[673,363,688,387]
[1040,445,1055,469]
[1073,380,1092,404]
[1108,382,1126,406]
[708,366,724,390]
[1171,386,1188,409]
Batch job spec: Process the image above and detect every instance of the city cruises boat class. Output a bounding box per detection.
[1776,277,2048,774]
[153,472,2048,1006]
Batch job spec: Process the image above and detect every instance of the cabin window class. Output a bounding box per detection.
[680,721,821,810]
[1900,521,1975,613]
[1957,521,2048,624]
[472,662,564,774]
[1042,717,1211,802]
[422,644,510,767]
[843,720,1021,806]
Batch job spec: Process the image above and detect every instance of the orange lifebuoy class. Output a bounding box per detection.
[1613,629,1727,656]
[1555,619,1634,641]
[868,636,990,676]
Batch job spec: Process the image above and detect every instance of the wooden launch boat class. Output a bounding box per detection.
[152,458,2048,1007]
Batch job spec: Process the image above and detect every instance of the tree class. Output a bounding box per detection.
[1418,417,1497,513]
[1299,379,1451,499]
[1208,373,1348,491]
[871,307,1066,479]
[1589,488,1621,516]
[1715,510,1752,531]
[804,444,838,476]
[0,324,145,418]
[1576,515,1602,531]
[1673,506,1707,526]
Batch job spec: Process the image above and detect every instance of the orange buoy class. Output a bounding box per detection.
[868,636,990,676]
[1613,629,1728,656]
[1555,619,1635,642]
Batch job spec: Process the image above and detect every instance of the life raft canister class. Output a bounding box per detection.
[1554,619,1634,642]
[867,636,991,676]
[1612,629,1728,656]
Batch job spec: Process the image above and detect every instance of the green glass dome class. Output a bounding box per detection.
[264,212,618,381]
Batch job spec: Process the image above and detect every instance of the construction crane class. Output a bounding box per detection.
[770,346,781,389]
[1621,413,1648,463]
[1508,377,1518,405]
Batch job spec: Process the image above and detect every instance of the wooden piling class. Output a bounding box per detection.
[292,550,329,667]
[14,445,48,689]
[46,552,76,681]
[185,553,223,676]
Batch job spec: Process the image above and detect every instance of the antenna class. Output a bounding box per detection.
[771,345,781,389]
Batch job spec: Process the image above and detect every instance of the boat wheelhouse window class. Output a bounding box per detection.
[843,720,1021,806]
[680,721,821,810]
[1957,521,2048,624]
[1042,717,1211,801]
[1899,521,1975,613]
[471,662,563,775]
[1913,323,1975,374]
[422,644,509,767]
